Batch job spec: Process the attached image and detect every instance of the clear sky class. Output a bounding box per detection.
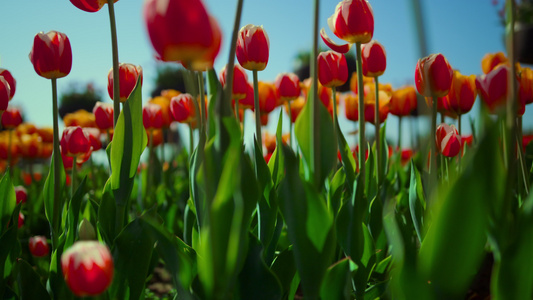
[0,0,511,147]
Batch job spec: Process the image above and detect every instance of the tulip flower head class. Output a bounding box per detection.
[61,241,114,297]
[1,107,23,129]
[29,236,49,257]
[475,65,509,114]
[361,40,386,77]
[84,128,102,152]
[285,96,306,123]
[69,0,119,13]
[255,82,278,115]
[142,103,164,130]
[107,63,142,103]
[390,86,417,117]
[364,86,391,125]
[518,66,533,105]
[445,70,477,116]
[0,69,16,100]
[328,0,374,44]
[15,186,27,205]
[144,0,220,67]
[220,64,249,101]
[93,102,114,130]
[318,51,349,88]
[415,53,453,98]
[170,94,196,124]
[275,73,301,102]
[60,126,92,158]
[481,52,508,74]
[236,24,270,71]
[29,31,72,79]
[149,96,173,128]
[237,82,255,109]
[0,77,10,113]
[436,123,462,157]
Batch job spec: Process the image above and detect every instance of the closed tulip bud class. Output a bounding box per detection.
[144,0,219,65]
[29,31,72,79]
[181,16,222,71]
[148,96,172,128]
[390,86,417,116]
[481,52,508,74]
[285,96,306,123]
[170,94,196,124]
[220,64,249,100]
[328,0,374,44]
[69,0,118,13]
[361,40,386,77]
[60,126,92,158]
[275,73,301,102]
[143,104,163,130]
[15,186,27,204]
[29,236,49,257]
[1,107,23,129]
[78,218,96,240]
[445,70,477,116]
[107,63,142,103]
[255,82,278,114]
[436,123,462,157]
[318,51,349,88]
[518,66,533,105]
[93,102,114,130]
[0,69,16,100]
[344,93,359,122]
[415,53,453,98]
[476,65,509,114]
[84,128,102,151]
[61,241,114,297]
[364,86,391,125]
[236,24,270,71]
[0,77,11,113]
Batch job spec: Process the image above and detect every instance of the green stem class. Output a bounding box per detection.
[517,116,529,195]
[288,100,293,148]
[355,42,366,188]
[253,70,262,153]
[198,72,207,139]
[223,0,244,110]
[398,116,402,150]
[332,87,339,151]
[374,77,381,188]
[430,96,438,194]
[189,125,194,157]
[71,156,77,199]
[108,0,120,126]
[311,0,320,184]
[458,115,462,166]
[146,129,154,206]
[51,78,61,248]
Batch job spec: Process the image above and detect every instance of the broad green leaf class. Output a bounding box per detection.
[238,234,283,300]
[16,259,51,300]
[378,122,389,183]
[206,69,220,140]
[295,90,336,189]
[271,247,297,296]
[304,182,333,252]
[0,171,16,232]
[110,76,147,204]
[0,209,20,297]
[42,155,66,238]
[268,110,285,188]
[419,121,504,298]
[97,179,116,245]
[408,161,426,242]
[320,258,352,300]
[64,177,87,250]
[335,115,356,185]
[328,167,346,217]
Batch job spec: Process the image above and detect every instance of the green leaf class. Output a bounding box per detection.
[206,69,220,140]
[295,90,336,189]
[320,258,352,300]
[0,171,16,232]
[271,247,297,296]
[268,110,285,187]
[408,161,426,242]
[238,234,283,300]
[110,76,147,204]
[42,154,66,237]
[335,116,356,185]
[305,182,333,252]
[328,167,346,217]
[97,179,116,245]
[64,177,87,250]
[0,209,20,297]
[16,259,51,300]
[419,121,504,298]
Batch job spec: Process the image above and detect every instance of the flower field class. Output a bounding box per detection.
[0,0,532,299]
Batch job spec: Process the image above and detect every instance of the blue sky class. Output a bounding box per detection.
[0,0,510,147]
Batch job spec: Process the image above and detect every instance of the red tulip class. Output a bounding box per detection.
[275,73,301,102]
[436,123,462,157]
[475,65,509,114]
[144,0,219,66]
[390,86,417,116]
[444,70,477,116]
[518,66,533,105]
[29,31,72,79]
[29,236,49,257]
[318,51,348,88]
[61,146,90,171]
[0,77,10,113]
[0,69,16,100]
[60,126,92,158]
[93,102,114,130]
[361,40,386,77]
[15,186,27,205]
[69,0,118,13]
[320,28,352,53]
[107,63,142,103]
[61,241,114,297]
[236,24,270,71]
[415,53,453,97]
[1,107,23,129]
[143,104,164,130]
[327,0,374,44]
[401,149,414,165]
[220,64,249,100]
[83,128,102,152]
[170,94,196,124]
[180,16,222,71]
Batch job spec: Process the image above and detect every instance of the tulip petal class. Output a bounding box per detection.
[320,28,351,54]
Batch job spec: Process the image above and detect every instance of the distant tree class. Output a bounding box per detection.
[59,82,102,119]
[293,49,356,92]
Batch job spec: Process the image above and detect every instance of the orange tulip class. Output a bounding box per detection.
[328,0,374,44]
[37,127,54,143]
[301,78,332,109]
[255,82,278,114]
[0,69,16,100]
[107,63,142,103]
[518,66,533,105]
[481,52,508,74]
[64,110,97,128]
[361,40,386,77]
[444,70,477,116]
[364,86,391,125]
[237,82,255,109]
[318,51,348,88]
[275,73,301,102]
[285,96,306,123]
[236,24,270,71]
[29,31,72,79]
[349,71,374,95]
[390,86,417,117]
[415,53,453,97]
[69,0,118,13]
[149,96,172,128]
[19,134,41,159]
